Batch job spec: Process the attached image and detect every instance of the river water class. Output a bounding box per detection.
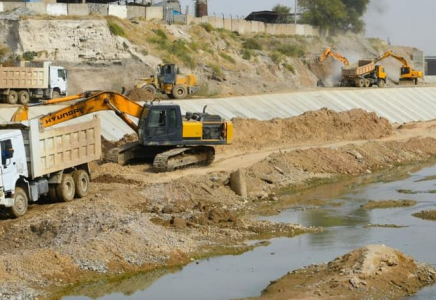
[63,164,436,300]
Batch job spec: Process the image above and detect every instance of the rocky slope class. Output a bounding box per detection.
[0,8,418,97]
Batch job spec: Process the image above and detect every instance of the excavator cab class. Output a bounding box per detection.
[138,104,183,144]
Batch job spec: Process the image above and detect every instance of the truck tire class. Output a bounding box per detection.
[171,85,187,99]
[6,90,18,104]
[18,90,30,104]
[72,170,90,198]
[142,85,156,95]
[51,90,61,99]
[364,79,370,88]
[355,79,364,88]
[9,187,28,218]
[378,80,385,88]
[56,173,75,202]
[48,185,59,202]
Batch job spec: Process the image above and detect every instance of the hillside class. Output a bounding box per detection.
[0,9,419,97]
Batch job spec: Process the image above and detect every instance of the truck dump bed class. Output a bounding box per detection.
[342,61,375,77]
[24,116,101,178]
[0,62,49,89]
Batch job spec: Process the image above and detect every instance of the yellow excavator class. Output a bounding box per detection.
[374,50,423,84]
[11,91,233,171]
[318,47,350,67]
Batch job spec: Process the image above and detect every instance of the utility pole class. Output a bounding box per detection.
[294,0,297,25]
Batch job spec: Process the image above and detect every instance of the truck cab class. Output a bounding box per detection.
[0,130,29,207]
[48,63,68,99]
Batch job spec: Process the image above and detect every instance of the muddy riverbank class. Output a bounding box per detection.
[2,109,436,299]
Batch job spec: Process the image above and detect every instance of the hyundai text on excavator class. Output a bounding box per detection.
[11,91,233,172]
[374,50,423,84]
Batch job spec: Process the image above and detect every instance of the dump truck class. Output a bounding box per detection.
[0,61,68,104]
[0,116,101,218]
[134,63,199,99]
[341,59,387,88]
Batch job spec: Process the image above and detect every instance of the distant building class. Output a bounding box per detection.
[425,56,436,76]
[245,11,280,23]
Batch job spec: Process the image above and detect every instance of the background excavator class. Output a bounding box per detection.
[374,50,423,84]
[318,47,350,67]
[11,91,233,172]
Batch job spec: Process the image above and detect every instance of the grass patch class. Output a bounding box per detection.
[413,209,436,221]
[361,199,417,209]
[277,44,304,57]
[219,52,236,64]
[242,38,262,50]
[283,63,295,74]
[107,20,126,37]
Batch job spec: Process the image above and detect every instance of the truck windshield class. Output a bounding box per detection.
[58,69,67,80]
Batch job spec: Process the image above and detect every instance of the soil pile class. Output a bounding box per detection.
[248,244,436,300]
[223,108,392,154]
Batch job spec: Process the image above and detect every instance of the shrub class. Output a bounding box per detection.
[241,49,252,60]
[283,63,296,74]
[270,51,284,65]
[242,38,262,50]
[277,44,304,57]
[200,23,214,33]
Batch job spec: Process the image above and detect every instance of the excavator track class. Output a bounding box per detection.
[153,146,215,172]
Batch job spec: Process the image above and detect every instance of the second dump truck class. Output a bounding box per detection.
[341,60,387,88]
[0,116,101,218]
[0,61,68,104]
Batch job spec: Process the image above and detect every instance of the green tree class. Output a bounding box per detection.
[298,0,370,33]
[272,4,293,24]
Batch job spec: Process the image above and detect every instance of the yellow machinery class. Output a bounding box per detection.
[134,64,199,99]
[374,50,423,84]
[12,91,233,171]
[318,47,350,67]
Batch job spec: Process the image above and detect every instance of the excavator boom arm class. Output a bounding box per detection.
[319,47,349,66]
[12,91,144,132]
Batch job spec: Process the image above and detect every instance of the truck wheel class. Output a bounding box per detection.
[142,85,156,95]
[48,185,59,202]
[9,187,28,218]
[364,79,370,88]
[56,173,75,202]
[6,90,18,104]
[72,170,90,198]
[51,90,61,99]
[378,80,385,88]
[171,85,187,99]
[18,90,30,104]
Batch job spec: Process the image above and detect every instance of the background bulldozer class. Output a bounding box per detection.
[134,64,199,99]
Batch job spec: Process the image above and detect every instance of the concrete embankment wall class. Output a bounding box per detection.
[0,2,320,37]
[1,87,436,141]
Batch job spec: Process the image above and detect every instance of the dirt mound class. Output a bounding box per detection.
[126,88,155,101]
[251,244,436,300]
[222,108,392,154]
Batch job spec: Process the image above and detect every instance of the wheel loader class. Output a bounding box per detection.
[134,64,199,99]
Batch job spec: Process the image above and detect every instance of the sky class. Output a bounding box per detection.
[178,0,436,55]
